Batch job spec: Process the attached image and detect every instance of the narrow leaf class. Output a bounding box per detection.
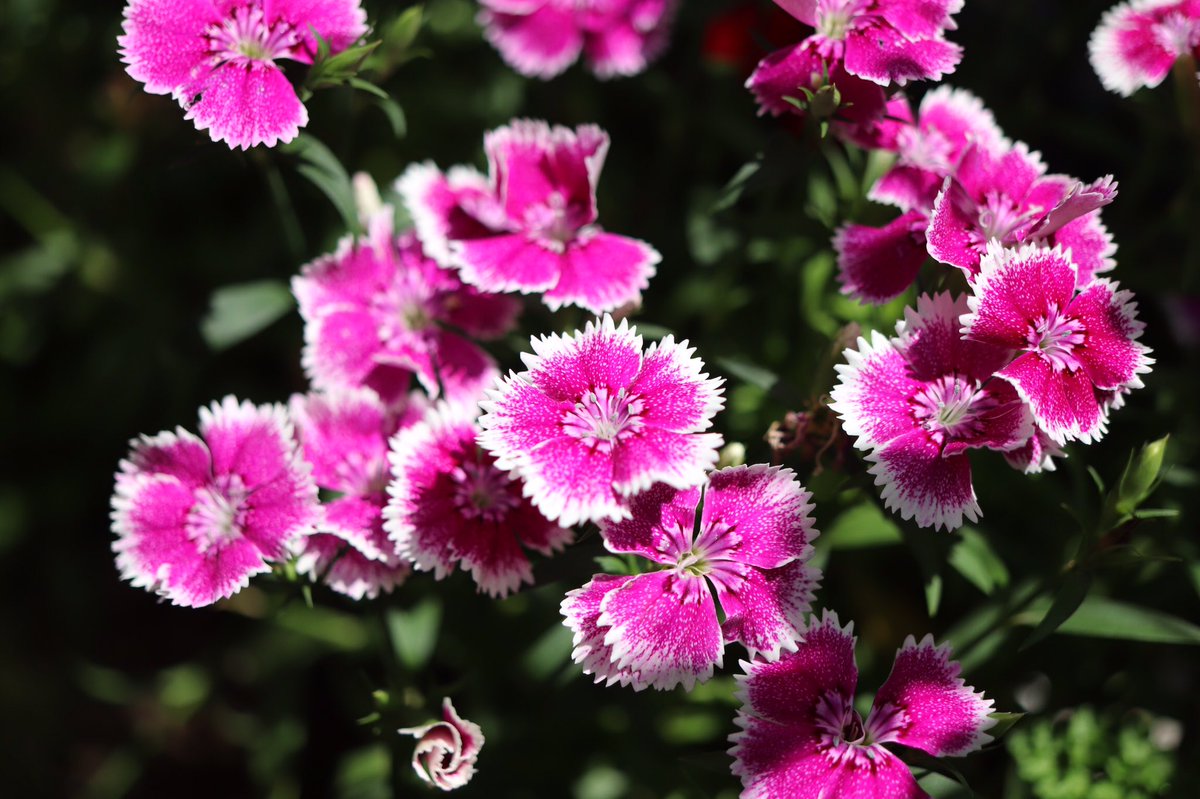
[200,280,294,350]
[385,597,442,670]
[821,502,903,550]
[1023,596,1200,645]
[1019,569,1092,650]
[948,526,1009,595]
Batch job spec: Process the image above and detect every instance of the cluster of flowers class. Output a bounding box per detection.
[1090,0,1200,97]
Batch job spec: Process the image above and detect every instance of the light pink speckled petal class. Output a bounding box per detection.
[612,428,723,495]
[823,749,928,799]
[301,308,382,390]
[562,574,639,687]
[289,388,388,495]
[627,335,724,432]
[118,0,218,96]
[320,495,389,559]
[1050,211,1116,287]
[450,234,562,296]
[870,165,946,212]
[878,0,964,38]
[955,141,1045,201]
[870,634,995,756]
[600,570,724,691]
[542,232,659,313]
[525,314,645,400]
[843,24,962,86]
[265,0,367,60]
[1030,175,1118,241]
[829,332,924,452]
[200,397,298,490]
[297,532,409,600]
[964,243,1078,349]
[168,537,273,607]
[704,464,818,570]
[718,560,819,660]
[1089,0,1188,96]
[125,427,213,489]
[729,716,837,799]
[898,291,1012,383]
[1003,428,1064,475]
[600,482,699,563]
[519,434,623,527]
[868,428,979,531]
[478,4,584,79]
[112,473,202,596]
[183,61,307,150]
[997,353,1106,445]
[773,0,817,25]
[292,236,386,316]
[834,210,929,304]
[746,43,827,117]
[925,180,982,271]
[477,374,565,469]
[1068,280,1150,391]
[917,85,1005,158]
[485,120,607,225]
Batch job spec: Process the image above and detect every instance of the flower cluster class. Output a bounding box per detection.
[1090,0,1200,96]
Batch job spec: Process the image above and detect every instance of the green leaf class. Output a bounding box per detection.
[821,501,902,550]
[369,95,406,138]
[901,527,953,617]
[712,160,761,212]
[1019,569,1092,650]
[715,356,778,392]
[346,75,389,99]
[1018,596,1200,645]
[282,134,359,231]
[200,280,294,350]
[948,526,1009,595]
[986,711,1025,741]
[385,597,442,670]
[384,6,423,52]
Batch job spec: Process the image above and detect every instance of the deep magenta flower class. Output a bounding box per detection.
[562,465,821,691]
[397,120,660,314]
[963,243,1153,446]
[830,293,1033,531]
[476,0,678,80]
[479,315,724,527]
[400,698,485,791]
[730,611,995,799]
[118,0,366,149]
[111,396,320,607]
[385,403,572,598]
[1090,0,1200,96]
[293,211,522,405]
[290,388,423,599]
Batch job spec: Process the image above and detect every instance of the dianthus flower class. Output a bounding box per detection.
[730,611,995,799]
[290,388,423,599]
[385,403,572,598]
[562,465,820,691]
[293,210,521,405]
[118,0,366,149]
[1090,0,1200,96]
[398,121,660,314]
[479,315,724,527]
[111,396,319,607]
[400,698,485,791]
[830,293,1033,530]
[962,243,1153,445]
[476,0,678,80]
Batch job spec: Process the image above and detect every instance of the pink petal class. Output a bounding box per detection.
[524,314,645,402]
[264,0,367,60]
[719,561,819,659]
[703,464,817,570]
[301,308,382,389]
[964,243,1079,350]
[118,0,218,96]
[600,482,701,565]
[997,353,1106,445]
[899,291,1011,384]
[289,388,389,495]
[613,428,723,496]
[542,232,659,313]
[843,23,962,86]
[599,570,724,691]
[1089,0,1190,96]
[729,718,838,799]
[514,434,624,527]
[125,427,212,488]
[877,0,964,39]
[823,750,928,799]
[868,429,980,531]
[293,235,387,316]
[627,334,725,431]
[1050,211,1116,287]
[421,329,500,402]
[915,85,1005,159]
[583,20,656,79]
[478,3,585,79]
[746,43,827,117]
[436,284,522,340]
[183,61,307,149]
[871,634,994,756]
[320,495,390,559]
[773,0,817,25]
[199,397,301,492]
[485,120,607,226]
[956,141,1044,202]
[925,179,981,271]
[112,473,204,594]
[450,233,562,296]
[296,532,409,600]
[561,574,639,687]
[829,332,924,452]
[396,162,503,268]
[870,165,946,212]
[442,698,485,762]
[1030,175,1118,241]
[834,210,929,303]
[1068,279,1151,391]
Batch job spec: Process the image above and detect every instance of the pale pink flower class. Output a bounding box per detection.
[290,388,423,600]
[730,610,995,799]
[118,0,366,149]
[479,315,724,527]
[293,211,522,405]
[385,403,572,598]
[477,0,678,80]
[399,121,660,314]
[400,698,485,791]
[829,293,1033,531]
[562,465,821,691]
[962,242,1153,446]
[1090,0,1200,96]
[111,396,319,607]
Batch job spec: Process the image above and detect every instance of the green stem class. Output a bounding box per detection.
[1172,54,1200,157]
[258,153,306,261]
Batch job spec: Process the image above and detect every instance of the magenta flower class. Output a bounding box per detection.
[385,403,572,598]
[399,698,485,791]
[830,293,1033,530]
[479,315,724,527]
[963,243,1153,446]
[562,465,821,691]
[397,120,660,314]
[111,396,319,607]
[730,611,995,799]
[290,388,423,599]
[476,0,678,80]
[1090,0,1200,96]
[118,0,366,149]
[293,211,522,405]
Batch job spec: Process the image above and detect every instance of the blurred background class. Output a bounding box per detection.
[2,0,1198,796]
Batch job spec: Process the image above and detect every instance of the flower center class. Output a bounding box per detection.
[1029,306,1086,371]
[561,387,645,452]
[523,191,588,252]
[912,374,996,440]
[187,474,248,554]
[813,690,908,768]
[816,0,867,40]
[451,459,518,523]
[207,5,303,66]
[975,191,1038,245]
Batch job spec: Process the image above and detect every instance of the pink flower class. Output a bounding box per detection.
[962,243,1153,446]
[385,403,572,598]
[293,210,522,405]
[1090,0,1200,96]
[290,388,423,599]
[118,0,367,149]
[829,293,1033,531]
[730,610,995,799]
[479,315,725,527]
[111,396,319,607]
[476,0,679,80]
[562,465,821,691]
[400,698,485,791]
[398,121,660,314]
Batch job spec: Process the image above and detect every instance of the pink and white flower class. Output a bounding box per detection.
[479,315,725,527]
[476,0,679,80]
[290,388,423,600]
[111,396,320,607]
[730,610,995,799]
[400,698,485,791]
[118,0,367,149]
[385,403,572,598]
[1089,0,1200,96]
[398,121,660,314]
[830,293,1033,530]
[962,243,1153,446]
[293,210,522,405]
[562,465,821,691]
